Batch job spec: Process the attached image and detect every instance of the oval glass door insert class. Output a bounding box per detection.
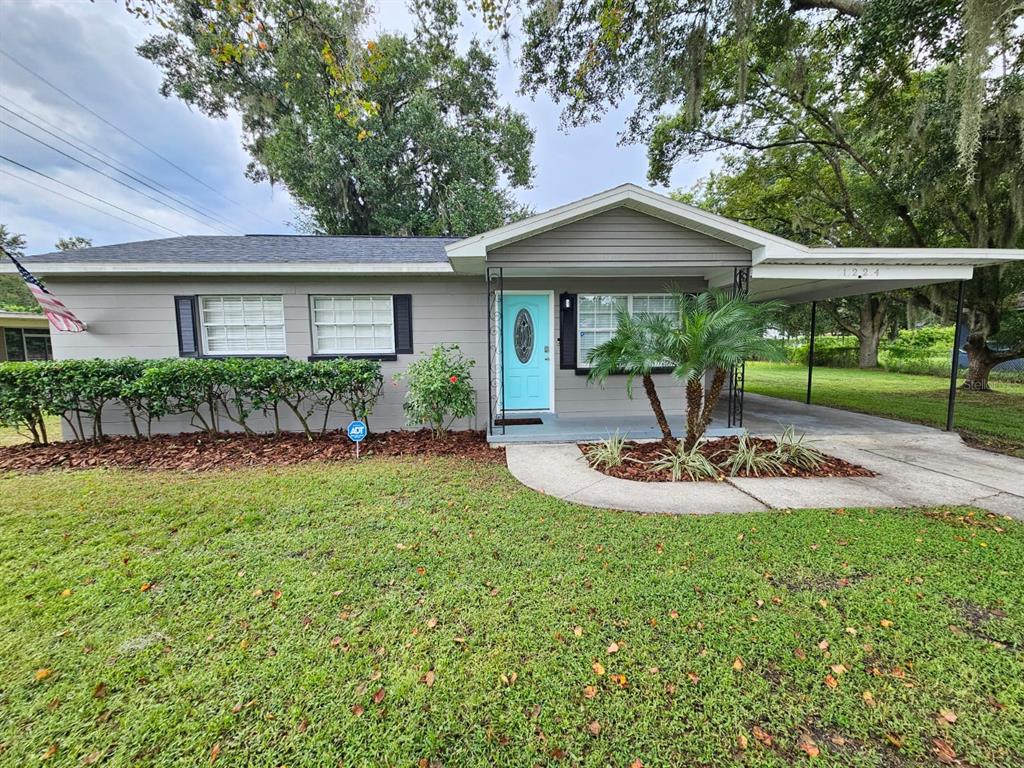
[513,308,534,363]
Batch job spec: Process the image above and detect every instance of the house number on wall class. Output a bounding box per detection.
[514,309,534,363]
[840,267,881,278]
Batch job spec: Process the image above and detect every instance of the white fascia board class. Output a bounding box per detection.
[0,262,455,276]
[445,183,805,261]
[751,263,974,281]
[770,248,1024,266]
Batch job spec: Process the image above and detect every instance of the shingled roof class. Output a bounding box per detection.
[22,235,459,264]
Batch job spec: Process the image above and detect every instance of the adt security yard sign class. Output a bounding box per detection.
[347,420,367,458]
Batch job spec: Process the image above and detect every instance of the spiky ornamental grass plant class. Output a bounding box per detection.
[584,430,629,470]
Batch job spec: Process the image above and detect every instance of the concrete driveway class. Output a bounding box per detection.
[505,396,1024,519]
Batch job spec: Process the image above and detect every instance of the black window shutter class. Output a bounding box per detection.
[559,293,577,369]
[174,296,199,357]
[393,294,413,354]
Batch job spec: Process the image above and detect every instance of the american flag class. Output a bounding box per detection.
[4,252,86,332]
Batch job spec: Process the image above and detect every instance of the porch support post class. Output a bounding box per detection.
[945,280,966,432]
[485,268,494,438]
[498,266,505,435]
[806,301,817,405]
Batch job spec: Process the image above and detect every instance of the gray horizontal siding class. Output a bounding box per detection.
[489,207,751,267]
[43,273,712,436]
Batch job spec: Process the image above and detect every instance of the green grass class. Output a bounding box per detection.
[2,459,1023,767]
[747,362,1024,456]
[0,414,61,447]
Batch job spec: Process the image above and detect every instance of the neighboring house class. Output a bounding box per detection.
[0,310,52,361]
[3,185,1022,440]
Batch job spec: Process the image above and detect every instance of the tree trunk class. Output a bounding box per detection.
[683,378,705,452]
[696,368,729,439]
[962,332,997,391]
[856,297,884,368]
[641,374,675,445]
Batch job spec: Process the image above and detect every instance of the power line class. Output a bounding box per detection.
[0,167,168,238]
[0,94,179,198]
[0,102,245,234]
[0,48,258,218]
[0,154,185,236]
[2,117,238,235]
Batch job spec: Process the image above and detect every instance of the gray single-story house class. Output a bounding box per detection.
[5,185,1023,441]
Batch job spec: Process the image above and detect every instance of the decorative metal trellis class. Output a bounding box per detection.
[727,266,751,429]
[485,266,504,436]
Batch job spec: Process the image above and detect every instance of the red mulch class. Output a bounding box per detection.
[579,436,875,483]
[0,430,503,473]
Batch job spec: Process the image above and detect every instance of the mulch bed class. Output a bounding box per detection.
[0,429,503,473]
[579,436,875,483]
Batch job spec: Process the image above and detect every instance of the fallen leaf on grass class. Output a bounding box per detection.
[630,760,644,768]
[797,732,820,757]
[732,656,744,671]
[92,682,107,699]
[351,704,365,716]
[587,720,601,736]
[209,743,221,763]
[818,639,830,652]
[794,648,807,660]
[880,619,893,628]
[737,733,748,750]
[938,709,957,724]
[862,690,876,706]
[592,662,605,676]
[35,668,53,682]
[60,588,72,597]
[426,617,438,629]
[41,744,58,761]
[824,675,839,689]
[500,672,518,686]
[583,685,598,699]
[606,642,619,655]
[752,725,773,746]
[421,670,435,687]
[609,673,628,688]
[687,671,700,684]
[140,583,152,592]
[933,737,956,764]
[372,688,386,704]
[82,750,103,765]
[830,664,847,675]
[573,626,583,637]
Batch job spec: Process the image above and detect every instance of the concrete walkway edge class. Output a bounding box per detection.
[505,437,1024,519]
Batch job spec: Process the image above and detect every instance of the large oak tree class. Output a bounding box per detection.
[131,0,534,235]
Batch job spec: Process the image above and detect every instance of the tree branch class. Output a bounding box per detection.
[789,0,865,17]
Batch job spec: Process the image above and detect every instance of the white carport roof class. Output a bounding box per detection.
[447,184,1024,303]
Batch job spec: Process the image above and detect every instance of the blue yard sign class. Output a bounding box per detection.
[347,420,367,458]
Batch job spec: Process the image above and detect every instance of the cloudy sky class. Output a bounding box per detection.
[0,0,718,255]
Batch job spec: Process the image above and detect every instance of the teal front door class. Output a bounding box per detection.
[502,293,551,411]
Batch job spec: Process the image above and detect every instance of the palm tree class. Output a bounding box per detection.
[587,310,676,444]
[647,290,783,450]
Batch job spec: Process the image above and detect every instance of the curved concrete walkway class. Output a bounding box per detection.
[505,401,1024,518]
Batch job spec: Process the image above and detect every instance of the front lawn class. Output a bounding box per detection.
[2,458,1022,766]
[746,362,1024,456]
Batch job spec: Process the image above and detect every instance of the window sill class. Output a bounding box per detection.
[199,353,289,360]
[574,366,674,377]
[308,353,398,362]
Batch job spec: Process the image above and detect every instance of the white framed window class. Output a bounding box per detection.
[577,293,676,366]
[311,295,395,355]
[199,295,285,355]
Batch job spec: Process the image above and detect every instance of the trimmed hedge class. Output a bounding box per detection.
[0,357,383,444]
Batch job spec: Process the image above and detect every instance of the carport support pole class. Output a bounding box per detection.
[806,301,817,405]
[945,280,966,432]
